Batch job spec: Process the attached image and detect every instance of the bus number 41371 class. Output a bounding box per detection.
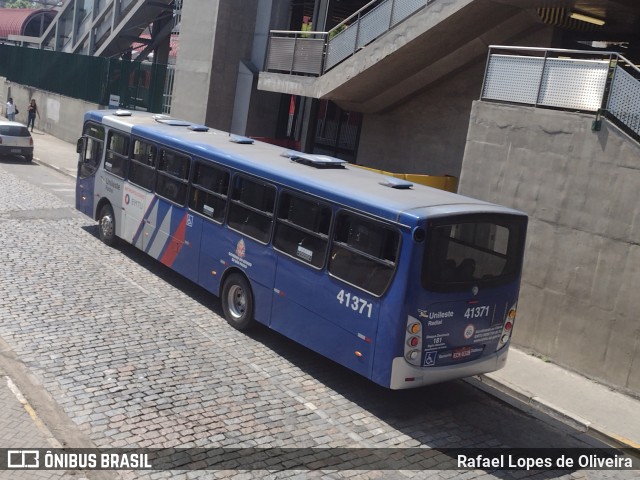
[464,305,491,319]
[337,289,373,318]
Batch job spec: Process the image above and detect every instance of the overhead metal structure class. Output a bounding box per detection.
[7,0,176,60]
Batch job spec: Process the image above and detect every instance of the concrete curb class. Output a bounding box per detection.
[33,157,76,179]
[466,375,640,454]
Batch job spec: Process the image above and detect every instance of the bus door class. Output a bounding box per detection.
[96,130,133,238]
[75,124,105,217]
[123,139,158,250]
[407,214,527,371]
[222,175,279,325]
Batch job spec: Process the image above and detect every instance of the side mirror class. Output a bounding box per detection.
[76,137,85,155]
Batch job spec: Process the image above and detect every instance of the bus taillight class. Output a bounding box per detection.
[408,322,420,334]
[496,305,516,351]
[404,318,423,365]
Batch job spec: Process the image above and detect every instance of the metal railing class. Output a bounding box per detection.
[481,46,640,140]
[266,30,327,75]
[265,0,435,76]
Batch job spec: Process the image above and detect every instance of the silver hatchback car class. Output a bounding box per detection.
[0,120,34,162]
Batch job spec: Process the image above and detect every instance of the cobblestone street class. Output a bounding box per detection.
[0,163,636,480]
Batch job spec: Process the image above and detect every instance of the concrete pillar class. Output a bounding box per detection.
[170,0,221,124]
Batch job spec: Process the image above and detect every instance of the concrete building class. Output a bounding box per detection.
[169,0,640,395]
[173,0,640,174]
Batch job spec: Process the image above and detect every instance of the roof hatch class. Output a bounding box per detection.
[189,124,210,132]
[379,177,413,189]
[281,150,347,169]
[150,114,191,126]
[230,135,255,144]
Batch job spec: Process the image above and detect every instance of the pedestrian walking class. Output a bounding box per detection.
[27,99,39,132]
[5,97,16,121]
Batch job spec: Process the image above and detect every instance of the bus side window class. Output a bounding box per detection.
[273,191,331,269]
[156,149,191,205]
[105,131,130,178]
[128,139,157,191]
[227,176,276,243]
[189,161,229,223]
[329,212,400,296]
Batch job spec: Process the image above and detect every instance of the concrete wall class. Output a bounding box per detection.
[460,101,640,396]
[357,60,486,176]
[1,78,100,143]
[355,23,556,176]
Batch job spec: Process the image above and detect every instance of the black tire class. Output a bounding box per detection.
[221,273,255,331]
[98,203,118,247]
[24,155,33,162]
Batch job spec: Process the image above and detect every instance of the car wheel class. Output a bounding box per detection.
[98,203,118,247]
[24,155,33,162]
[221,273,255,330]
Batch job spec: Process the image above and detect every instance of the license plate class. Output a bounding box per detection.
[452,346,472,360]
[11,148,21,153]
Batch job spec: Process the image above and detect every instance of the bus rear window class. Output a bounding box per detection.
[422,214,526,291]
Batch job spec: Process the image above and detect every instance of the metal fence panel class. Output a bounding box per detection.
[0,44,167,112]
[267,37,296,72]
[326,26,357,71]
[391,0,428,26]
[162,65,176,114]
[0,45,107,104]
[482,47,640,141]
[292,38,325,75]
[482,55,544,105]
[537,58,608,111]
[267,37,324,75]
[608,65,640,136]
[357,1,393,49]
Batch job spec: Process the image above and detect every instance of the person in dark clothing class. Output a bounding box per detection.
[27,99,40,132]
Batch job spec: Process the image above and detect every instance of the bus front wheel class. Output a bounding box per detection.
[98,203,118,247]
[221,273,254,331]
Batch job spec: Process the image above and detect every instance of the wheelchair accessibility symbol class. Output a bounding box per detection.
[424,351,438,367]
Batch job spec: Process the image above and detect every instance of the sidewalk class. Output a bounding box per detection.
[27,129,640,453]
[468,349,640,450]
[31,129,78,178]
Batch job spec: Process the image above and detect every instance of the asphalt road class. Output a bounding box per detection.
[0,156,636,479]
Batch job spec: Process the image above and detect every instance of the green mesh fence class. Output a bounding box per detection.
[0,44,167,113]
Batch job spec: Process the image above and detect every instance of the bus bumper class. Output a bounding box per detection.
[389,348,509,390]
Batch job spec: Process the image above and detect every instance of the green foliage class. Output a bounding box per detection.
[4,0,37,8]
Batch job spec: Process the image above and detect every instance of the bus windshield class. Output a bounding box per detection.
[422,214,526,291]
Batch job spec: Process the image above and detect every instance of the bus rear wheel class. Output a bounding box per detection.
[221,273,254,331]
[98,203,118,247]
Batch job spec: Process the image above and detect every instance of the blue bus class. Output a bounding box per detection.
[75,110,527,389]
